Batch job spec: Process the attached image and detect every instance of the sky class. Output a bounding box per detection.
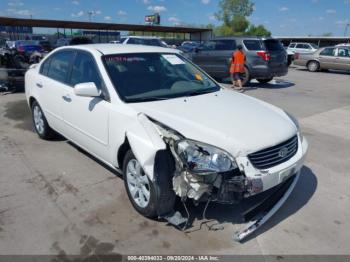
[1,0,350,36]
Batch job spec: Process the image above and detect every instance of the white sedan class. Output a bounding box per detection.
[25,44,308,241]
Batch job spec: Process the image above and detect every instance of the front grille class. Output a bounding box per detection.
[248,135,298,170]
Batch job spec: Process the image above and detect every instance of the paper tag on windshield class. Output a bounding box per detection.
[162,54,185,65]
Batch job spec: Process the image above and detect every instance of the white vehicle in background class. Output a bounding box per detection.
[121,36,169,48]
[25,44,308,242]
[287,42,318,54]
[336,43,350,48]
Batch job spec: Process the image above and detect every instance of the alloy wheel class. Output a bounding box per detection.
[126,159,151,208]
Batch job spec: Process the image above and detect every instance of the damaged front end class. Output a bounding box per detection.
[150,118,304,242]
[153,120,251,205]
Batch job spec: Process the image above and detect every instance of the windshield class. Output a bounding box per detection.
[103,53,220,103]
[310,43,318,49]
[264,39,284,51]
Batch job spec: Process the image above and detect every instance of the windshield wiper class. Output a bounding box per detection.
[126,96,170,103]
[184,89,217,97]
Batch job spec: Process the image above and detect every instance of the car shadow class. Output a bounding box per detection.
[67,141,123,178]
[294,67,350,75]
[178,166,317,242]
[220,78,295,90]
[246,79,295,89]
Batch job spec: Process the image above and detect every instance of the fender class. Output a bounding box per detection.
[126,113,166,180]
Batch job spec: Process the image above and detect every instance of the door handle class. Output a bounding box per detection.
[62,94,72,102]
[36,83,43,88]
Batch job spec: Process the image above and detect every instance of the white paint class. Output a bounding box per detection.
[25,43,308,194]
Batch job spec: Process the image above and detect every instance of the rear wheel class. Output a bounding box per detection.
[31,100,55,139]
[257,77,273,84]
[307,61,320,72]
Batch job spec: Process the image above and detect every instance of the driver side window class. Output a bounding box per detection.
[69,52,103,89]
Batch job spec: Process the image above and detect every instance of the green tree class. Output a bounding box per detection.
[215,0,254,25]
[246,24,271,37]
[213,0,271,37]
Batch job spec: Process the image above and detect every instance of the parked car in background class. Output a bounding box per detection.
[178,41,201,53]
[14,40,44,54]
[25,44,308,242]
[36,40,52,52]
[191,37,288,85]
[336,43,350,48]
[121,36,168,48]
[69,37,93,46]
[30,35,47,41]
[294,46,350,72]
[55,38,72,48]
[287,42,318,54]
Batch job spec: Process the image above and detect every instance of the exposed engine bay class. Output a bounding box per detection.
[150,118,303,242]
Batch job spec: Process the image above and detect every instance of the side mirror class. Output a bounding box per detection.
[74,82,101,97]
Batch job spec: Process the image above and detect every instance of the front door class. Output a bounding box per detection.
[319,48,337,69]
[335,48,350,71]
[61,51,111,161]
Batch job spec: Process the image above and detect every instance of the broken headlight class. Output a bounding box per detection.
[175,139,238,174]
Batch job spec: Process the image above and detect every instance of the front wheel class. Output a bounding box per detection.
[123,150,176,218]
[257,77,273,84]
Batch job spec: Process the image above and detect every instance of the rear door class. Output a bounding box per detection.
[191,39,236,77]
[37,50,75,133]
[211,39,236,77]
[263,39,287,68]
[191,40,216,73]
[318,48,337,69]
[296,43,310,53]
[335,48,350,71]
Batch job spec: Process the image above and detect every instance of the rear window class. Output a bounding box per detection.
[243,40,263,50]
[264,40,284,51]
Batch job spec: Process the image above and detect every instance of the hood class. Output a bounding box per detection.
[129,89,297,157]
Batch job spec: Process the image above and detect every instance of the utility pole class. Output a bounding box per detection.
[344,23,350,37]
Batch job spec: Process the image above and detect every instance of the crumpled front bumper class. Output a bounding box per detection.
[233,171,300,242]
[233,136,308,242]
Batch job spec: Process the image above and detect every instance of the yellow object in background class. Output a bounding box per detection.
[195,74,203,81]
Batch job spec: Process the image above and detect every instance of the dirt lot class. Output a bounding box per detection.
[0,67,350,256]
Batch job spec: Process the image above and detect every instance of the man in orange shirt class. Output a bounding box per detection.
[230,45,246,92]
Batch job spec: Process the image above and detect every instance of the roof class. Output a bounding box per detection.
[57,43,180,55]
[277,36,350,40]
[0,16,211,34]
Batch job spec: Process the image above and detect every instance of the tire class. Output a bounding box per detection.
[31,100,55,139]
[257,77,273,84]
[241,67,251,86]
[123,149,176,218]
[307,61,320,72]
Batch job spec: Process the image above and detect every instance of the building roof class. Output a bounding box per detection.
[0,16,211,34]
[55,43,180,55]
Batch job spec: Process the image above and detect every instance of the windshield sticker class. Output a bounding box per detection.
[162,54,185,65]
[105,56,146,62]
